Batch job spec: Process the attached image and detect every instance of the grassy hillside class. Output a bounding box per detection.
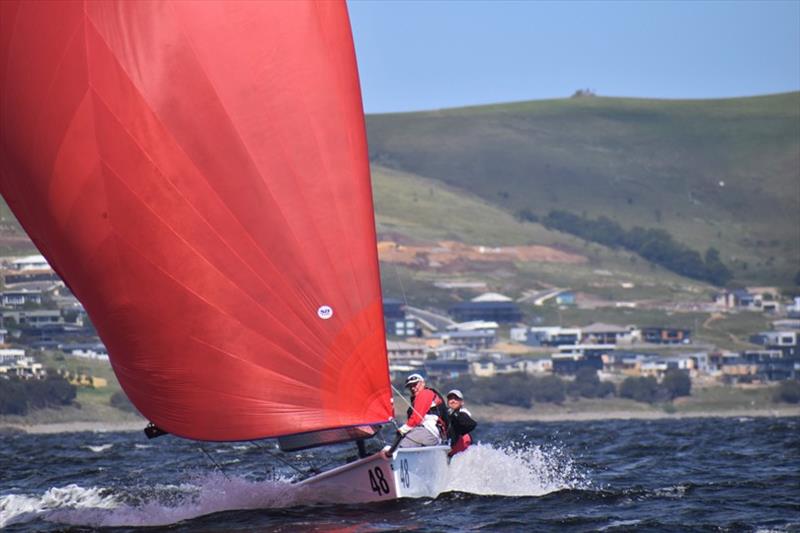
[372,165,712,310]
[367,93,800,286]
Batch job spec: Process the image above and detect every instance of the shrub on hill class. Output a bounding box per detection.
[620,371,693,403]
[0,380,27,415]
[772,380,800,404]
[619,376,662,403]
[110,391,139,413]
[0,376,77,415]
[568,367,616,399]
[541,210,733,285]
[661,369,692,399]
[532,375,566,404]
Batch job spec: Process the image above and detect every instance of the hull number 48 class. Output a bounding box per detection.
[368,467,390,495]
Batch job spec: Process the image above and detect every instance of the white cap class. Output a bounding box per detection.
[405,373,424,387]
[447,389,463,400]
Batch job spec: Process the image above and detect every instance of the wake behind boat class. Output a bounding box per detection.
[0,0,443,503]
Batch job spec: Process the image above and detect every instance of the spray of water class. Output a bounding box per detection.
[446,441,590,496]
[0,442,589,528]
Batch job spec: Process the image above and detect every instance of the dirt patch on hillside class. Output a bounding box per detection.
[378,240,587,270]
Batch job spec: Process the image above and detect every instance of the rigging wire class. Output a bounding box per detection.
[198,446,230,481]
[250,440,319,478]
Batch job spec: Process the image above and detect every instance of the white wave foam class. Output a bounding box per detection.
[0,484,118,528]
[446,442,590,496]
[1,442,588,528]
[0,474,311,528]
[84,444,114,453]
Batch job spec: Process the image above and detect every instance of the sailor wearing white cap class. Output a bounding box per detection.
[397,373,446,448]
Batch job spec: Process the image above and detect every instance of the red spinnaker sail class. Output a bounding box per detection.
[0,0,392,441]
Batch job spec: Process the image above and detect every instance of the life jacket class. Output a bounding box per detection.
[407,387,448,439]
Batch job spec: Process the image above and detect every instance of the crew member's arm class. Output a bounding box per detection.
[399,389,434,434]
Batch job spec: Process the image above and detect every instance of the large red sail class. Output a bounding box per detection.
[0,0,392,440]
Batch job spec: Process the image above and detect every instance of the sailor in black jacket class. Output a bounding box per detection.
[446,389,476,456]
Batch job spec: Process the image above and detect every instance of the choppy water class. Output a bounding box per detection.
[1,417,798,531]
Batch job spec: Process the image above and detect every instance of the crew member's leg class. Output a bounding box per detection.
[398,427,440,448]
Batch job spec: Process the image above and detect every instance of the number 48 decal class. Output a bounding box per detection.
[368,467,390,495]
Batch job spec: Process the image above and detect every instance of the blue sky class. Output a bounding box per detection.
[347,0,800,113]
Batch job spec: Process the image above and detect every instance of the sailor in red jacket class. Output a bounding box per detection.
[398,373,446,448]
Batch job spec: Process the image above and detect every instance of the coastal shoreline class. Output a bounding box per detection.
[2,406,799,434]
[468,405,800,423]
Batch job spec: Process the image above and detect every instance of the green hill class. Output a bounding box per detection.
[372,165,711,311]
[366,93,800,286]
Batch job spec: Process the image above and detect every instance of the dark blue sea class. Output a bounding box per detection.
[1,416,798,532]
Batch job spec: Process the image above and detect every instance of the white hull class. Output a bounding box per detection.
[296,445,450,503]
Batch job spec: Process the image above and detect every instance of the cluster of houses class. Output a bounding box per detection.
[0,255,109,381]
[713,288,800,314]
[384,291,800,386]
[1,254,798,390]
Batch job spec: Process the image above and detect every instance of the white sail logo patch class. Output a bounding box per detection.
[317,305,333,320]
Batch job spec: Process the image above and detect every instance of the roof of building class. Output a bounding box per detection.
[11,255,49,265]
[447,320,499,331]
[450,301,520,310]
[471,292,512,303]
[386,341,423,351]
[581,322,629,334]
[432,330,496,339]
[424,359,469,369]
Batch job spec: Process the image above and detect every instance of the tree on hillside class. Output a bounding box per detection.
[619,376,661,403]
[0,376,76,415]
[0,380,27,415]
[532,375,566,404]
[773,380,800,404]
[568,367,616,398]
[661,369,692,399]
[110,391,139,413]
[704,248,733,286]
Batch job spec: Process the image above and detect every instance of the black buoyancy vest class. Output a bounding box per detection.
[448,409,477,441]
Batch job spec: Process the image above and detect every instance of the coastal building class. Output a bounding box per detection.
[427,329,497,350]
[641,327,691,344]
[383,298,421,337]
[2,289,43,307]
[580,323,634,345]
[431,344,475,361]
[3,309,63,327]
[448,293,522,323]
[424,359,470,380]
[525,326,581,347]
[470,356,537,378]
[8,255,50,271]
[61,342,109,360]
[386,340,426,361]
[0,348,45,379]
[550,350,603,375]
[749,331,798,357]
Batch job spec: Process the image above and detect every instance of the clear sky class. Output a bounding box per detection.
[347,0,800,114]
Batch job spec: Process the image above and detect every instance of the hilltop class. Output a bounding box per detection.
[366,92,800,287]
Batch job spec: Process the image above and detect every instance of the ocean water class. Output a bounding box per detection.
[1,417,798,532]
